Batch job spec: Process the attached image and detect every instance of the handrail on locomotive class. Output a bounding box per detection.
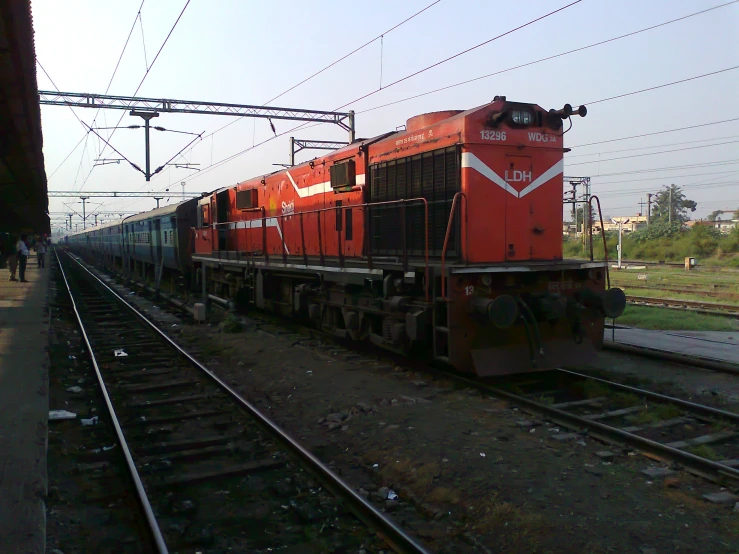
[202,197,431,302]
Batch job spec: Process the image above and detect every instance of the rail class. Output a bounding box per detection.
[54,249,169,553]
[197,197,431,302]
[61,249,430,554]
[440,192,467,299]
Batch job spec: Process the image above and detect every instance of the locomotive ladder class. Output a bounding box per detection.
[432,270,451,364]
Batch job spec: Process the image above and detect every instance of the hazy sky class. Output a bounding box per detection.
[32,0,739,232]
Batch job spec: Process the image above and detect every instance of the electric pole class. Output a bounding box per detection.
[130,110,159,181]
[181,181,185,201]
[646,193,652,226]
[80,196,89,229]
[154,197,163,209]
[669,185,673,224]
[93,214,98,226]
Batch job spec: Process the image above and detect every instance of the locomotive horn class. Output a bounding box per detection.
[551,104,587,120]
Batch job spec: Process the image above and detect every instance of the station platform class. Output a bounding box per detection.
[604,327,739,366]
[0,260,50,554]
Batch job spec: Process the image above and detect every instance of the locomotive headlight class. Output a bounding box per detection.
[511,109,533,125]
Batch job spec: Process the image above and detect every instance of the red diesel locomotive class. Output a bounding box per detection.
[190,97,625,375]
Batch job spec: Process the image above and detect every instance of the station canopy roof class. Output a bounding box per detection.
[0,1,48,234]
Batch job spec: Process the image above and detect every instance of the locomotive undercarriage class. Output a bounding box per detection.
[196,257,624,376]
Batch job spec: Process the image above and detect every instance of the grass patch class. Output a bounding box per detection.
[615,305,739,331]
[633,403,682,424]
[577,379,610,399]
[220,312,243,333]
[470,494,549,551]
[612,392,642,408]
[687,444,720,461]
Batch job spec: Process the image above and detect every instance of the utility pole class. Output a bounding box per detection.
[668,185,673,224]
[647,193,652,226]
[570,181,578,228]
[80,196,89,229]
[130,110,159,181]
[181,181,185,201]
[154,197,163,209]
[638,198,646,217]
[93,214,98,226]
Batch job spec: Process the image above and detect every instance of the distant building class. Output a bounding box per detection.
[715,219,738,233]
[601,215,648,234]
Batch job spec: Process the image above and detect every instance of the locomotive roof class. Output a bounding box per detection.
[211,129,400,195]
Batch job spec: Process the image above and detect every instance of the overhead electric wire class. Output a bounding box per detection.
[569,117,739,148]
[265,0,443,105]
[356,1,739,114]
[591,159,739,178]
[44,1,145,187]
[334,0,583,110]
[590,169,739,186]
[169,0,445,167]
[151,0,584,196]
[584,66,739,105]
[566,135,739,158]
[80,0,192,190]
[47,132,89,180]
[566,139,739,166]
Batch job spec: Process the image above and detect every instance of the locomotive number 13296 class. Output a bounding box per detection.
[480,130,506,141]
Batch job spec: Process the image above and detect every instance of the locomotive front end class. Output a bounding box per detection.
[441,97,625,375]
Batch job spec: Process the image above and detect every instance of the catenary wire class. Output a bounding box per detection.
[356,1,739,114]
[145,0,585,195]
[79,0,192,191]
[569,117,739,148]
[566,135,739,158]
[168,0,445,168]
[334,0,583,110]
[584,66,739,105]
[566,139,739,166]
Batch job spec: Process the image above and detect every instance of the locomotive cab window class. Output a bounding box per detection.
[330,159,356,192]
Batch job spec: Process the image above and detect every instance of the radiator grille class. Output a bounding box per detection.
[369,146,460,257]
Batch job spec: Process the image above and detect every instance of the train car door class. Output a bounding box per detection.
[153,218,163,266]
[216,190,229,251]
[504,155,533,261]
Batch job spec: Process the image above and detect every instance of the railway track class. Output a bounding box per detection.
[54,249,428,554]
[477,369,739,487]
[625,294,739,317]
[69,251,739,493]
[620,283,739,299]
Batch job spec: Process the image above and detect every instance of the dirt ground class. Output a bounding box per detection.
[103,280,739,553]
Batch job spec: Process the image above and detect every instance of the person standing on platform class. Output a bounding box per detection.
[35,237,46,268]
[6,236,18,281]
[17,234,29,283]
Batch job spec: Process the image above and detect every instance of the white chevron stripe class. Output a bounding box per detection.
[461,152,518,197]
[517,159,564,198]
[285,170,365,198]
[461,152,563,199]
[226,218,290,254]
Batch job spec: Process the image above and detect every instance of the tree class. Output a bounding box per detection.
[707,210,724,221]
[574,206,595,229]
[650,184,697,225]
[734,208,739,220]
